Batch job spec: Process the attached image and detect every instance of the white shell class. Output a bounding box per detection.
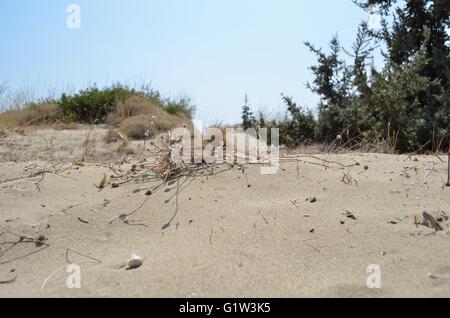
[127,254,143,269]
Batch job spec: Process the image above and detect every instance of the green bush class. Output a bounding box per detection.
[279,95,316,146]
[300,19,450,152]
[58,84,195,124]
[241,94,255,130]
[59,86,127,123]
[164,97,195,117]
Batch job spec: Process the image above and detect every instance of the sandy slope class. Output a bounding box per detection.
[0,126,143,162]
[0,136,450,297]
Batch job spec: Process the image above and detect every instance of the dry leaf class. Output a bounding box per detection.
[73,157,85,167]
[98,174,107,189]
[422,211,443,231]
[344,211,357,220]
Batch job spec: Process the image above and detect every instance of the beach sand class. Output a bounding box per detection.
[0,128,450,297]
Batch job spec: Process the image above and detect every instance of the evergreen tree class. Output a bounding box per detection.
[241,93,254,130]
[305,36,353,141]
[301,0,449,151]
[356,0,449,150]
[280,94,316,146]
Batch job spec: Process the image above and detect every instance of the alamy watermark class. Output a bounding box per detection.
[366,264,381,289]
[41,263,82,291]
[66,4,81,29]
[66,264,81,289]
[167,126,280,175]
[366,4,382,30]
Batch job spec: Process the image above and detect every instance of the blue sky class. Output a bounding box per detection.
[0,0,377,124]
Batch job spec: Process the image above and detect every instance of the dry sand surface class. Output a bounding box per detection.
[1,128,450,297]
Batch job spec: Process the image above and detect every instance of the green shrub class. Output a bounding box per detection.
[58,85,195,124]
[279,95,316,146]
[241,94,255,130]
[299,0,450,153]
[59,87,118,123]
[164,97,195,117]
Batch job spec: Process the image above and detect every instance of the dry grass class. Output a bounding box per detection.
[115,96,156,119]
[0,103,81,130]
[119,115,154,140]
[107,96,192,140]
[0,96,190,139]
[0,103,60,128]
[104,128,124,144]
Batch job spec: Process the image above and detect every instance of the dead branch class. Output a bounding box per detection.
[0,225,49,265]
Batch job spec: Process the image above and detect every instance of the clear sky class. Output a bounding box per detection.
[0,0,376,124]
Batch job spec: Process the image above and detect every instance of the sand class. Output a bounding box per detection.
[1,128,450,297]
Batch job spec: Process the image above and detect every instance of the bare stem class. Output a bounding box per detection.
[447,145,450,187]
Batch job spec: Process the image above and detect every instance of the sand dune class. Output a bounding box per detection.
[0,129,450,297]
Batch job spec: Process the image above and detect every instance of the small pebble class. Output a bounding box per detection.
[126,254,143,270]
[145,189,152,196]
[111,182,119,188]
